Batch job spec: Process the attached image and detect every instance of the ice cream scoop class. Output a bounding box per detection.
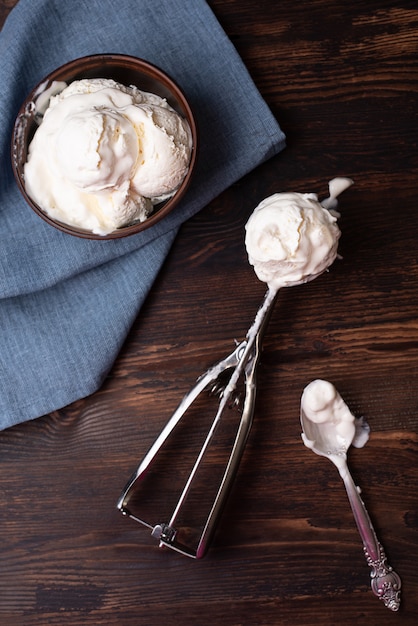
[300,379,401,611]
[23,78,193,235]
[245,177,352,290]
[117,179,353,558]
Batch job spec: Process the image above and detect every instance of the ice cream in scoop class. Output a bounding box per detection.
[23,78,193,235]
[245,178,352,290]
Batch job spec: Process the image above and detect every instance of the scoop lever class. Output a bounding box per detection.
[117,288,277,558]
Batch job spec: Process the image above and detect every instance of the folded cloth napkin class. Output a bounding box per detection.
[0,0,285,430]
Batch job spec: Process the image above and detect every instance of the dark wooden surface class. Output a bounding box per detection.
[1,1,418,624]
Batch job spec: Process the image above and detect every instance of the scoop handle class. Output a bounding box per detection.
[340,465,401,611]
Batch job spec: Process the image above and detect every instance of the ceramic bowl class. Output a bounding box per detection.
[11,53,197,239]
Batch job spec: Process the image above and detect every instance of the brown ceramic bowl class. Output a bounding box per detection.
[11,54,197,239]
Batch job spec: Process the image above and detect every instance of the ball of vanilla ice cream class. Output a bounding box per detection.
[245,179,352,290]
[23,78,193,235]
[54,108,139,192]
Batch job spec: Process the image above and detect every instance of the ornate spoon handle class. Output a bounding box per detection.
[341,465,401,611]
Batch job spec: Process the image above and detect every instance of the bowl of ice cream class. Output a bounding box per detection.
[11,54,197,239]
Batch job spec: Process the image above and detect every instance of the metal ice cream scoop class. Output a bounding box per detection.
[117,180,352,558]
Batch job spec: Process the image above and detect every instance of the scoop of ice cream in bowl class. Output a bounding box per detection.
[11,54,198,239]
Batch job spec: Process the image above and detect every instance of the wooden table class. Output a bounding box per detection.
[1,1,417,624]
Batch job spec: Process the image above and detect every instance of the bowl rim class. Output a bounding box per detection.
[11,53,198,240]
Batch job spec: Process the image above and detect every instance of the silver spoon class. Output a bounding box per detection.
[300,379,401,611]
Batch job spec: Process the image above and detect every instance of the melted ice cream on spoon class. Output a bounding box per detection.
[300,378,370,469]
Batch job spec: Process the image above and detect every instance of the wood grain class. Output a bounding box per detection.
[1,0,418,624]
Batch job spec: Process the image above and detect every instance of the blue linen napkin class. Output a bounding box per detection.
[0,0,285,430]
